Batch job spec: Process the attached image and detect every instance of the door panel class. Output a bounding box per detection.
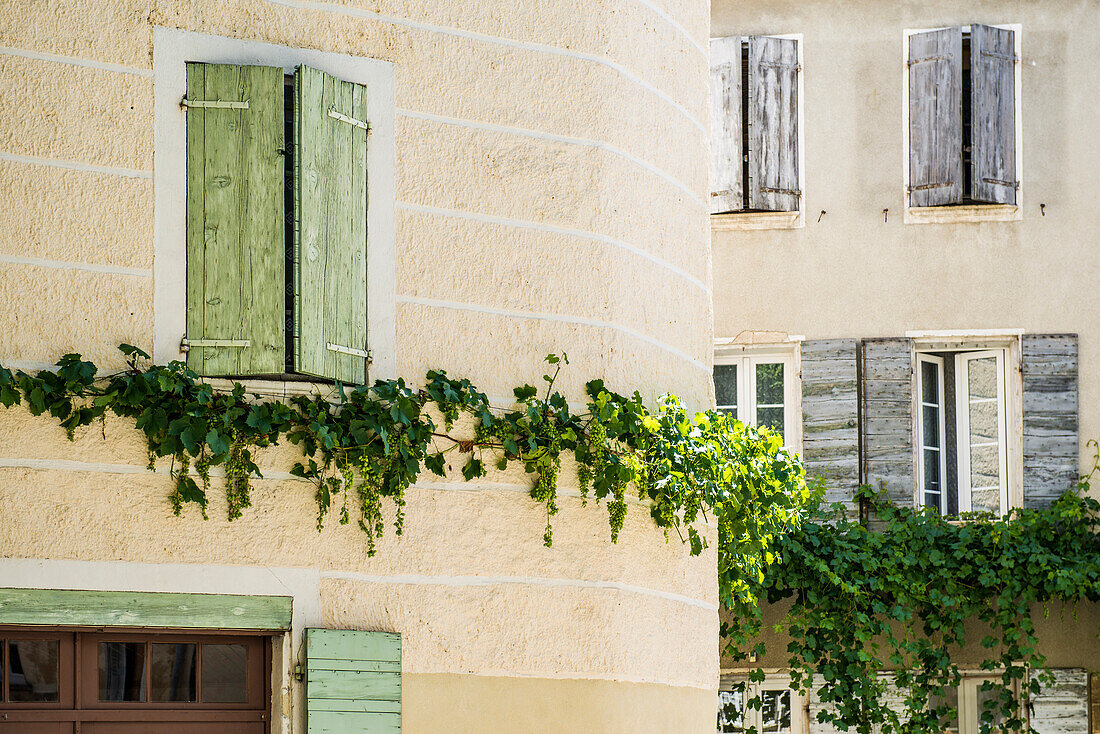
[83,724,264,733]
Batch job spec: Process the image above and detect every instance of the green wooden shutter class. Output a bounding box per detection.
[710,36,743,213]
[970,24,1017,204]
[185,62,285,376]
[747,35,799,212]
[294,65,370,384]
[306,629,401,733]
[908,27,963,207]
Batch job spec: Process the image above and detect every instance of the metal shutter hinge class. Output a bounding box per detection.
[328,107,370,132]
[981,177,1020,190]
[180,338,251,352]
[327,344,372,362]
[180,98,250,110]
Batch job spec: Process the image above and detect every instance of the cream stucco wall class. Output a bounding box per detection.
[0,1,717,731]
[711,0,1100,478]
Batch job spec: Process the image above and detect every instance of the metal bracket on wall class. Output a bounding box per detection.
[180,98,250,110]
[328,107,370,132]
[327,343,372,362]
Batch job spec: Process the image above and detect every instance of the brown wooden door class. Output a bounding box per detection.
[0,629,270,733]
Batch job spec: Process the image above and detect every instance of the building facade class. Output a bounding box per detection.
[710,0,1100,732]
[0,1,717,731]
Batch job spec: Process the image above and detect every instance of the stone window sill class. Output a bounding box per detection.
[711,210,802,231]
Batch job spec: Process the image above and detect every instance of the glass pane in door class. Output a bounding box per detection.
[7,640,59,702]
[98,642,147,701]
[920,359,943,512]
[150,643,197,702]
[718,689,745,733]
[966,355,1002,513]
[755,363,785,435]
[201,643,248,703]
[714,365,738,417]
[760,689,792,733]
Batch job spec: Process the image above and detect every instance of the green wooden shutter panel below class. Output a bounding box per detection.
[185,62,285,376]
[307,628,401,733]
[294,65,370,384]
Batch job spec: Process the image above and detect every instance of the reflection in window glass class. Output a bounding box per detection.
[201,644,247,703]
[99,642,146,702]
[151,643,197,702]
[714,364,738,417]
[975,679,1007,730]
[755,363,785,435]
[718,689,745,733]
[967,356,1001,513]
[7,640,60,702]
[929,684,959,734]
[760,689,792,733]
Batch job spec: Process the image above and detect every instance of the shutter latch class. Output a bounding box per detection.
[328,107,370,132]
[327,344,372,362]
[180,338,251,352]
[180,98,250,110]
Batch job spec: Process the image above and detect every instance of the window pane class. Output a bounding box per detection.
[7,640,59,702]
[718,689,745,733]
[929,685,959,734]
[99,642,146,702]
[923,404,940,447]
[151,643,197,702]
[757,407,784,434]
[202,644,247,703]
[923,448,942,510]
[975,679,1008,729]
[714,364,738,413]
[755,363,784,406]
[760,690,791,733]
[921,360,939,404]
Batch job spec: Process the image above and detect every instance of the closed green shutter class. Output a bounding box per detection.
[306,629,401,733]
[185,62,285,376]
[294,65,370,384]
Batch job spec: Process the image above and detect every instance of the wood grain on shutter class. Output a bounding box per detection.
[801,340,860,513]
[748,36,799,212]
[970,24,1017,204]
[294,65,370,384]
[1031,669,1089,734]
[861,338,914,506]
[710,36,743,213]
[307,629,401,733]
[185,63,285,376]
[1022,334,1079,508]
[908,27,963,207]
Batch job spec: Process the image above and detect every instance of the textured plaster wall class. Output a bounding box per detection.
[710,0,1100,476]
[0,0,716,731]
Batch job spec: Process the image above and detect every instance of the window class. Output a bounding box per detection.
[905,24,1020,212]
[917,348,1009,515]
[718,678,804,734]
[927,674,1021,734]
[710,35,803,223]
[152,29,397,384]
[713,347,800,448]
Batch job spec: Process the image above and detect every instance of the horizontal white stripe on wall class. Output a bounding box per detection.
[396,294,710,374]
[0,45,154,77]
[0,151,152,179]
[263,0,705,133]
[0,254,152,278]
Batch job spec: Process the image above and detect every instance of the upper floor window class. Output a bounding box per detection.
[718,676,804,734]
[710,35,803,225]
[906,24,1019,210]
[713,345,800,449]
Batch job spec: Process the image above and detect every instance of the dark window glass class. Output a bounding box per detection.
[760,689,791,732]
[151,643,197,702]
[98,642,146,702]
[201,644,247,703]
[8,640,60,702]
[714,364,738,416]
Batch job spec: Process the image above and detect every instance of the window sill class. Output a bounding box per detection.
[904,203,1020,225]
[711,210,802,231]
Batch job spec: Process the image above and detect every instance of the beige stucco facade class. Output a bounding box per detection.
[0,1,717,731]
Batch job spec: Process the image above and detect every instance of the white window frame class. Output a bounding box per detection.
[901,24,1023,225]
[710,33,805,232]
[713,342,802,452]
[151,27,397,383]
[932,672,1023,734]
[917,353,949,514]
[955,349,1010,513]
[718,674,808,734]
[909,332,1022,515]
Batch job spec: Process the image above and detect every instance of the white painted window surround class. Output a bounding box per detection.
[713,341,802,452]
[151,27,397,380]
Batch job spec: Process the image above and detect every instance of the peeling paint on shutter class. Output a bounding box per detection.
[710,36,743,213]
[307,629,401,733]
[748,36,799,212]
[294,65,370,384]
[970,24,1017,204]
[1022,334,1079,508]
[185,62,285,376]
[861,338,914,506]
[801,340,860,513]
[1031,669,1088,734]
[908,27,963,207]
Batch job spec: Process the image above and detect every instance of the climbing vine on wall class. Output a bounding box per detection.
[0,345,809,573]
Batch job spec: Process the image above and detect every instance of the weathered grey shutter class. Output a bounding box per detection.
[306,628,401,733]
[294,65,370,384]
[185,63,285,376]
[908,27,963,207]
[970,24,1017,204]
[1022,334,1079,508]
[710,36,743,213]
[1030,669,1088,734]
[801,340,860,513]
[861,338,914,506]
[747,36,799,212]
